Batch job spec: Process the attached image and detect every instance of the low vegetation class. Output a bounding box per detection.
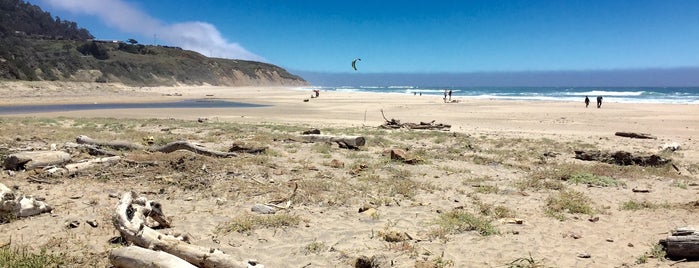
[0,116,694,266]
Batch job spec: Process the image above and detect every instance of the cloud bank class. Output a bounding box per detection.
[41,0,263,61]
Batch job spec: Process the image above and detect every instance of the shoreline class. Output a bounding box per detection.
[1,83,697,140]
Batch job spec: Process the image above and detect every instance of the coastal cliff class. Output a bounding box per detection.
[0,0,308,87]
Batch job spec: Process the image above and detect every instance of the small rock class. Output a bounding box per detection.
[87,219,99,228]
[627,243,634,247]
[216,198,227,206]
[197,117,208,123]
[251,204,276,214]
[69,195,82,199]
[606,238,614,242]
[577,253,591,258]
[588,216,600,222]
[108,193,119,198]
[184,197,193,201]
[302,128,321,135]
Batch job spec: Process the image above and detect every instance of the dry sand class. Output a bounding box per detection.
[0,81,698,267]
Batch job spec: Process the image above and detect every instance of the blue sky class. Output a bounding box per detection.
[29,0,699,85]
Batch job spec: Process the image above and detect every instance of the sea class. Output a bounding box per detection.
[300,86,699,104]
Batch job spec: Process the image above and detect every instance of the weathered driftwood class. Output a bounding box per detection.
[615,132,657,139]
[299,134,366,149]
[574,150,671,167]
[112,191,258,268]
[64,142,119,156]
[110,246,196,268]
[3,151,71,170]
[0,183,52,218]
[379,109,451,130]
[45,156,122,176]
[77,135,236,158]
[659,227,699,259]
[228,142,267,154]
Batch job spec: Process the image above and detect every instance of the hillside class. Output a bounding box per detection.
[0,0,308,87]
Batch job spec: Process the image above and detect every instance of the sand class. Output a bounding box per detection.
[0,81,698,267]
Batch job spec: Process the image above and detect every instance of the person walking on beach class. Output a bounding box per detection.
[443,89,448,103]
[596,96,603,108]
[584,96,590,108]
[448,90,452,101]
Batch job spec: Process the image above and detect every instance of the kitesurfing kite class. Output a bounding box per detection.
[352,58,361,71]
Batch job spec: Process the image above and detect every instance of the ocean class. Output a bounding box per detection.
[300,86,699,104]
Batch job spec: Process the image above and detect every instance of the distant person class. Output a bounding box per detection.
[596,96,603,108]
[448,90,453,101]
[584,96,590,108]
[443,89,448,102]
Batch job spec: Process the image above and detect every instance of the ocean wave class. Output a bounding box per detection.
[564,90,646,96]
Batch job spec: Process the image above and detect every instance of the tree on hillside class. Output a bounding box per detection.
[127,38,138,45]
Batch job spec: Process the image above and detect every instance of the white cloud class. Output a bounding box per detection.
[40,0,263,61]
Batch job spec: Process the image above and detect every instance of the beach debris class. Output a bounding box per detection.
[614,132,657,139]
[632,188,651,193]
[228,142,267,154]
[659,226,699,259]
[76,135,237,158]
[574,150,671,167]
[111,191,259,268]
[3,150,71,170]
[302,128,321,135]
[45,156,122,177]
[87,219,99,228]
[661,142,681,152]
[577,252,591,258]
[197,117,208,123]
[379,109,451,130]
[385,148,422,164]
[0,183,52,219]
[66,220,80,229]
[500,218,524,225]
[298,134,366,149]
[251,204,276,214]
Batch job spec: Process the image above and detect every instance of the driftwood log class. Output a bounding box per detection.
[228,142,267,154]
[45,156,122,177]
[574,150,671,167]
[111,191,259,268]
[76,135,236,158]
[379,109,450,130]
[0,183,52,218]
[615,132,657,139]
[110,246,196,268]
[659,226,699,259]
[3,151,71,170]
[299,134,366,149]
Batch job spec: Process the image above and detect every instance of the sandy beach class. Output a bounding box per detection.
[1,81,698,267]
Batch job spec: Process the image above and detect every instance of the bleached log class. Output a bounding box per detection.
[110,246,196,268]
[46,156,122,176]
[76,135,145,150]
[76,135,236,158]
[3,151,71,170]
[0,183,52,218]
[113,192,259,268]
[299,134,366,148]
[152,141,236,157]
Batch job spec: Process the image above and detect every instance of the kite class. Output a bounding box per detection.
[352,58,361,70]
